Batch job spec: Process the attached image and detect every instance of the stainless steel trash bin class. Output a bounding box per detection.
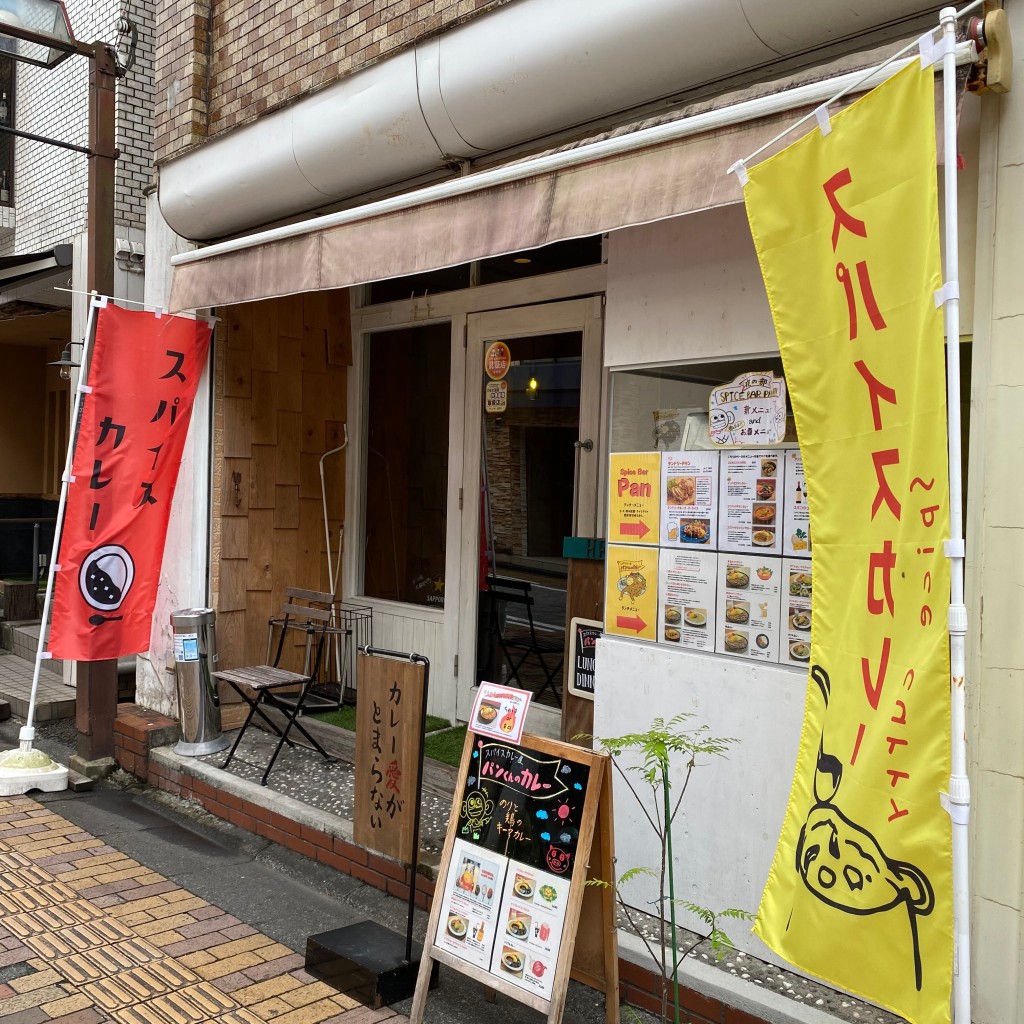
[171,608,230,756]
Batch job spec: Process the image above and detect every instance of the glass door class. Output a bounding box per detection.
[457,299,603,735]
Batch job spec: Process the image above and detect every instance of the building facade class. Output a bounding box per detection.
[0,0,154,576]
[144,2,1024,1021]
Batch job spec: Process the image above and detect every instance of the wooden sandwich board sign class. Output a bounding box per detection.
[410,732,618,1024]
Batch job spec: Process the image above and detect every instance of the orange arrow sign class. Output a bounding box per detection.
[615,613,647,633]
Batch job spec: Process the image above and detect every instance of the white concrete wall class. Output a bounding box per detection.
[592,636,805,965]
[135,192,205,716]
[963,6,1024,1021]
[605,206,774,369]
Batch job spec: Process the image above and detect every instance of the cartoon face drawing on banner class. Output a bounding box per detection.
[793,665,935,992]
[79,544,135,624]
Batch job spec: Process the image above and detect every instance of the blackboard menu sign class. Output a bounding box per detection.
[412,732,617,1024]
[459,738,590,871]
[567,618,602,700]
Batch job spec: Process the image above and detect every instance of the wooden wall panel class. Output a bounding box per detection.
[251,371,279,445]
[273,485,299,529]
[277,339,302,412]
[222,398,252,458]
[276,412,301,486]
[277,294,304,339]
[226,305,252,351]
[249,445,277,509]
[302,325,328,375]
[251,302,279,371]
[218,559,248,612]
[327,292,352,366]
[244,590,273,663]
[247,509,274,591]
[224,346,252,398]
[221,516,248,560]
[213,289,350,668]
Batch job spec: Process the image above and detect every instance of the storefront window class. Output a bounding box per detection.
[363,324,451,606]
[606,359,812,667]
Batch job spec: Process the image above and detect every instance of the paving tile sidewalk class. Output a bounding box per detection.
[0,795,404,1024]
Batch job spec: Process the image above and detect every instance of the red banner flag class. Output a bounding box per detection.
[49,302,213,661]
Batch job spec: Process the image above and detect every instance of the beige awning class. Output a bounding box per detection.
[168,103,823,312]
[169,61,953,313]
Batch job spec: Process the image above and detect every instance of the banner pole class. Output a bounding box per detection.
[19,295,104,749]
[937,8,970,1023]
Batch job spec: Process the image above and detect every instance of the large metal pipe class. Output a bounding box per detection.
[159,0,939,242]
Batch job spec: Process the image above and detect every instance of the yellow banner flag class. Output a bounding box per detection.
[743,63,952,1023]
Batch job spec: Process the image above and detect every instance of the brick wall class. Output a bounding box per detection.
[155,0,514,164]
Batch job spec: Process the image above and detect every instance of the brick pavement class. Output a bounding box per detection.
[0,796,405,1024]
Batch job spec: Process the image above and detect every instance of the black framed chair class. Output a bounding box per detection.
[484,574,564,706]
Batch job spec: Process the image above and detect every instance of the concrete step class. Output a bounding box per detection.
[0,649,75,720]
[1,620,64,674]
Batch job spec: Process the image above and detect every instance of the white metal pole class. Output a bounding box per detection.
[938,8,970,1023]
[21,294,103,750]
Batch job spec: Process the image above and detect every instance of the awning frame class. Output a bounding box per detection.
[169,44,974,312]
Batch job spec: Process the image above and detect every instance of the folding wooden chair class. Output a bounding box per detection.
[213,595,341,785]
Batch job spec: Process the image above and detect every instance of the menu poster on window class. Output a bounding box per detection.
[782,451,811,556]
[604,543,659,642]
[608,452,661,545]
[715,553,782,662]
[436,838,508,971]
[490,861,567,998]
[658,548,717,650]
[661,450,719,547]
[717,450,785,555]
[782,557,813,667]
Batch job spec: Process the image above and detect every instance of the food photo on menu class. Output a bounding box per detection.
[661,451,720,547]
[436,840,508,970]
[490,864,565,997]
[456,852,497,903]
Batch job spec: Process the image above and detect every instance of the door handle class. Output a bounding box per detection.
[574,438,594,452]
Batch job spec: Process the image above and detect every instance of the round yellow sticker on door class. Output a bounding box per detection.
[608,452,661,544]
[604,544,658,642]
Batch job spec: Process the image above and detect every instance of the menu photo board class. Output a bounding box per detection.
[658,547,717,650]
[412,734,617,1024]
[715,552,782,662]
[661,450,719,548]
[717,450,785,556]
[782,450,811,557]
[781,556,813,667]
